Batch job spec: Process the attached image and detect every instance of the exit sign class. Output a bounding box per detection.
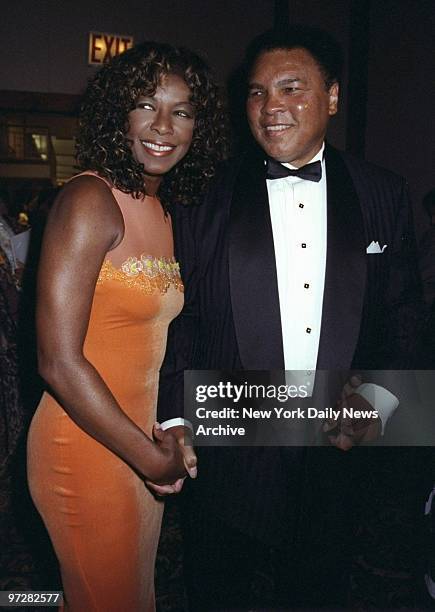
[88,32,134,65]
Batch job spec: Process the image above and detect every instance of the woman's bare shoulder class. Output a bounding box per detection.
[47,174,124,250]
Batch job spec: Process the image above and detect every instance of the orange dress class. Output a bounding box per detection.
[27,175,183,612]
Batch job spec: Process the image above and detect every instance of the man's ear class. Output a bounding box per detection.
[328,82,339,116]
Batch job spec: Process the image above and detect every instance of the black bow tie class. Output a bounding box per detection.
[266,158,322,182]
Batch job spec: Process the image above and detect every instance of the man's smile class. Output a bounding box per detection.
[263,124,294,132]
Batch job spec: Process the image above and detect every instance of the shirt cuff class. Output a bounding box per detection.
[160,417,193,431]
[425,574,435,599]
[354,383,399,435]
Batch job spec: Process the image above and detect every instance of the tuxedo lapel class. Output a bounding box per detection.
[316,146,366,369]
[229,150,285,369]
[228,146,366,371]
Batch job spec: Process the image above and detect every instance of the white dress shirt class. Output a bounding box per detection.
[267,143,397,433]
[267,145,327,378]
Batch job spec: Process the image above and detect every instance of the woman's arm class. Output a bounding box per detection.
[36,175,185,484]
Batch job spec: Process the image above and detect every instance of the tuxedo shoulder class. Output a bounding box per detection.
[207,155,246,188]
[195,155,246,209]
[338,149,406,188]
[168,157,241,216]
[169,157,244,230]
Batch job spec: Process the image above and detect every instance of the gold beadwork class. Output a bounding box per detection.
[97,255,184,294]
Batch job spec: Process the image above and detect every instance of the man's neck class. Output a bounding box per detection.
[286,142,325,170]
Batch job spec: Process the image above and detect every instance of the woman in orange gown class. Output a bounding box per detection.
[27,42,227,611]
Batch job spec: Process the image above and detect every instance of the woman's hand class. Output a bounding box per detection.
[146,424,197,495]
[145,425,187,485]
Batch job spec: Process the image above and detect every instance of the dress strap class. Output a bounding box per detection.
[68,170,113,189]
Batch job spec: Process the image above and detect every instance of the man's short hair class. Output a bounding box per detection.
[245,24,344,89]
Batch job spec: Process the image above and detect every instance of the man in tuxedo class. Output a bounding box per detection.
[156,25,427,610]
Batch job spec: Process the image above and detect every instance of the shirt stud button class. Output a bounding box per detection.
[306,327,311,333]
[301,243,307,248]
[304,283,309,289]
[299,203,304,208]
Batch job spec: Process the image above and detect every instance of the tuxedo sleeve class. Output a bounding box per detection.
[157,203,199,425]
[384,179,427,368]
[353,177,430,439]
[157,159,241,426]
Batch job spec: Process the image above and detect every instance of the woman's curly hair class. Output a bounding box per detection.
[76,41,228,207]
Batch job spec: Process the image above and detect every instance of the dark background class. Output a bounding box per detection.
[1,0,434,232]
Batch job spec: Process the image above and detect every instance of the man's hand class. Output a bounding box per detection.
[146,423,197,496]
[341,374,363,399]
[322,374,361,439]
[324,392,381,451]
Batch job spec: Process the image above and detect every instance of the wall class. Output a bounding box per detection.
[0,0,352,149]
[366,0,435,235]
[0,0,273,94]
[2,0,433,217]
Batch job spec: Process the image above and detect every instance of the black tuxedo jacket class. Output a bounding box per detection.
[158,144,427,545]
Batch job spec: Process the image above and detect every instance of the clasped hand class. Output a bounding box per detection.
[146,424,197,495]
[323,376,381,450]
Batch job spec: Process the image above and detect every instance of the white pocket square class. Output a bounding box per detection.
[366,240,387,254]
